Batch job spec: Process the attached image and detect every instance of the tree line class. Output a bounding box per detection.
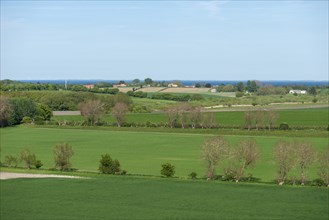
[200,136,329,186]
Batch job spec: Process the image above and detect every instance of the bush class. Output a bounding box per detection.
[53,143,74,171]
[312,98,318,103]
[4,155,19,167]
[235,92,243,98]
[20,149,36,169]
[21,116,32,124]
[99,153,121,174]
[188,171,197,179]
[34,160,43,169]
[279,122,289,130]
[161,163,175,177]
[34,116,45,125]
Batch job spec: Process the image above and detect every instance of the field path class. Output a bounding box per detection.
[0,172,84,180]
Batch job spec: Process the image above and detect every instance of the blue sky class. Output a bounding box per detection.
[1,0,328,80]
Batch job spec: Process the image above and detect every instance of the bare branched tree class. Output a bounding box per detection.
[189,106,202,129]
[273,140,296,185]
[201,136,229,180]
[231,139,260,182]
[317,147,329,187]
[111,102,128,127]
[244,110,253,130]
[166,105,179,128]
[254,109,264,130]
[293,141,315,185]
[54,143,74,171]
[202,112,216,129]
[266,110,278,130]
[177,102,191,128]
[79,99,105,125]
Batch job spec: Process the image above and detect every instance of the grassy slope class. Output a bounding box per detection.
[53,108,329,128]
[1,127,327,182]
[1,175,328,220]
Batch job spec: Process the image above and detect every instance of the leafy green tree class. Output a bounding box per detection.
[114,92,132,107]
[9,98,37,125]
[246,80,258,92]
[53,143,74,171]
[236,82,244,92]
[37,103,53,121]
[99,153,121,174]
[308,87,317,96]
[132,79,141,84]
[144,78,153,85]
[161,163,175,177]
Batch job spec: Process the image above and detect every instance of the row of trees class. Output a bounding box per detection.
[4,143,74,171]
[166,103,216,129]
[244,109,278,130]
[201,136,329,186]
[0,96,53,127]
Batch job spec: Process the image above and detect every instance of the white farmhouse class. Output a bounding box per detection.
[289,90,307,94]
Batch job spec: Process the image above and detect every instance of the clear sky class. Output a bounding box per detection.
[1,0,328,80]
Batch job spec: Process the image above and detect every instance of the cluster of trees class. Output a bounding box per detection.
[200,136,329,186]
[166,103,216,129]
[151,93,204,101]
[3,143,74,171]
[0,96,53,127]
[201,136,259,182]
[244,109,278,130]
[274,140,328,186]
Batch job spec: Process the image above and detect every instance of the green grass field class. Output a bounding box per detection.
[1,174,328,220]
[53,108,329,128]
[1,127,327,182]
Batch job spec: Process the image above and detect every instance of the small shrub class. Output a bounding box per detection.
[4,155,19,167]
[21,116,32,124]
[312,98,318,103]
[188,171,197,179]
[279,122,289,130]
[34,160,43,169]
[161,163,175,177]
[20,149,36,169]
[99,153,121,174]
[34,116,45,125]
[311,178,325,187]
[221,169,236,182]
[235,92,243,98]
[120,170,127,175]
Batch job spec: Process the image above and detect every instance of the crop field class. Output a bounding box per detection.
[1,127,327,182]
[160,87,211,94]
[52,108,329,128]
[1,174,328,220]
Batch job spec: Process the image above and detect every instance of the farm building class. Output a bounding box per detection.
[83,84,95,89]
[168,83,178,88]
[289,90,307,94]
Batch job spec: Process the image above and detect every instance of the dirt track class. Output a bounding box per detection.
[0,172,84,180]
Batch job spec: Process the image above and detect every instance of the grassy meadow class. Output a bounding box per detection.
[1,174,328,220]
[1,126,327,182]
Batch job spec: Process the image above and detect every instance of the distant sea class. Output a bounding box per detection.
[19,80,328,86]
